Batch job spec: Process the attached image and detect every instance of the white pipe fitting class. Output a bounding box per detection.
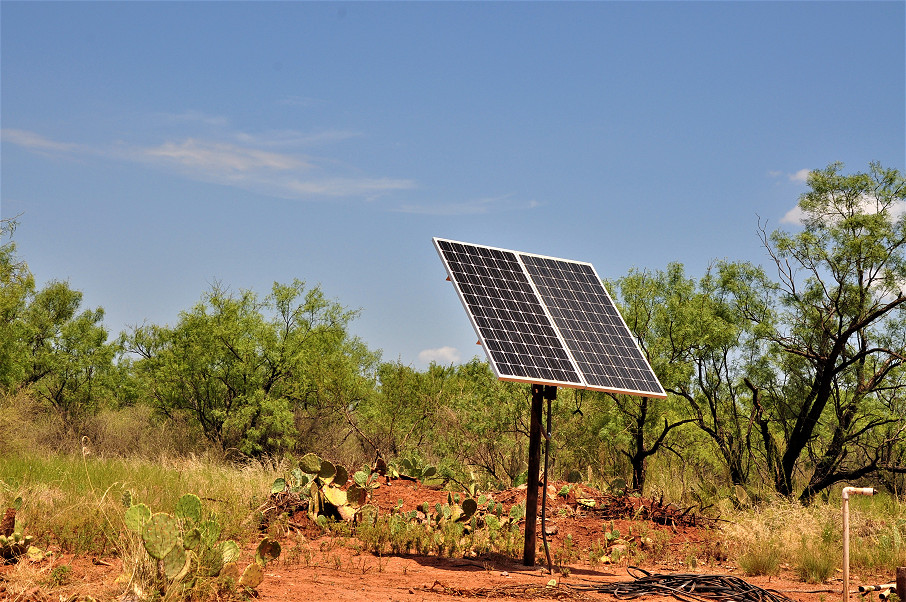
[842,487,876,602]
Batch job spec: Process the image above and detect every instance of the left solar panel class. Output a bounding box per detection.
[434,239,583,387]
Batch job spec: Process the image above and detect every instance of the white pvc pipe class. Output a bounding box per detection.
[842,487,876,602]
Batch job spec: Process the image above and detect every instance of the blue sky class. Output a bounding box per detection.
[2,1,904,369]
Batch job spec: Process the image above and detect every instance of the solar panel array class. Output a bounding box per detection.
[434,238,666,398]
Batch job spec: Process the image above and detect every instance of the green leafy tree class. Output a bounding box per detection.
[127,279,377,456]
[1,218,116,419]
[610,264,766,489]
[0,218,34,389]
[23,282,115,419]
[759,162,906,501]
[355,360,453,460]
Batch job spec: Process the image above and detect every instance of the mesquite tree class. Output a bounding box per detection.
[758,162,906,501]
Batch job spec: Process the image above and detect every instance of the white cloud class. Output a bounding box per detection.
[418,346,461,365]
[780,205,807,225]
[141,139,311,173]
[789,169,811,183]
[285,177,416,197]
[234,129,360,148]
[3,127,416,201]
[1,129,82,153]
[767,168,811,184]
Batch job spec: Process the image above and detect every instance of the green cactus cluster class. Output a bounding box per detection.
[124,492,280,592]
[387,457,445,487]
[271,453,371,524]
[356,489,527,558]
[0,530,36,562]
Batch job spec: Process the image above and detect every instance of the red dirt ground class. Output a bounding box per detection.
[0,477,878,602]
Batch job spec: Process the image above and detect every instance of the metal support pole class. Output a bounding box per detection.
[523,384,544,566]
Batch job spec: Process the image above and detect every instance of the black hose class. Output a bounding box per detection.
[571,569,798,602]
[540,396,553,573]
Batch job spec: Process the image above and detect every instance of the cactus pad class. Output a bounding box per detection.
[318,459,336,483]
[183,526,201,550]
[220,539,241,564]
[358,504,378,526]
[299,453,322,474]
[462,498,478,518]
[142,513,179,560]
[220,561,242,582]
[353,470,369,487]
[322,485,347,507]
[175,494,202,524]
[199,519,221,549]
[239,562,264,588]
[334,464,349,486]
[255,537,281,566]
[124,503,151,533]
[162,544,188,580]
[346,483,366,506]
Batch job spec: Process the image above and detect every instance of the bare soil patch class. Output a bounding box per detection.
[0,478,867,601]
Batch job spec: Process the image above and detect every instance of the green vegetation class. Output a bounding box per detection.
[3,163,906,595]
[4,163,906,500]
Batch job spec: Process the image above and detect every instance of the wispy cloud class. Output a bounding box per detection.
[418,346,461,365]
[3,127,414,201]
[768,168,812,184]
[285,177,416,197]
[780,205,806,225]
[395,195,541,216]
[234,129,361,148]
[2,129,84,153]
[141,139,311,173]
[789,169,811,183]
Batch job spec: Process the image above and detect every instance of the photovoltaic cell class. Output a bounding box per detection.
[434,238,666,398]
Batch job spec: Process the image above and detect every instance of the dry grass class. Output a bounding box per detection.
[722,493,906,579]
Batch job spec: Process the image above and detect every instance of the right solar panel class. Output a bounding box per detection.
[519,254,665,397]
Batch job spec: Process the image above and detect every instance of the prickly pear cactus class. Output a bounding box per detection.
[0,531,35,561]
[461,498,478,519]
[220,539,241,564]
[346,483,366,506]
[125,493,276,594]
[182,527,201,550]
[198,518,221,549]
[142,513,179,560]
[318,459,337,484]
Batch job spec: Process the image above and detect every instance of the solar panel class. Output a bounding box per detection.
[434,238,666,398]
